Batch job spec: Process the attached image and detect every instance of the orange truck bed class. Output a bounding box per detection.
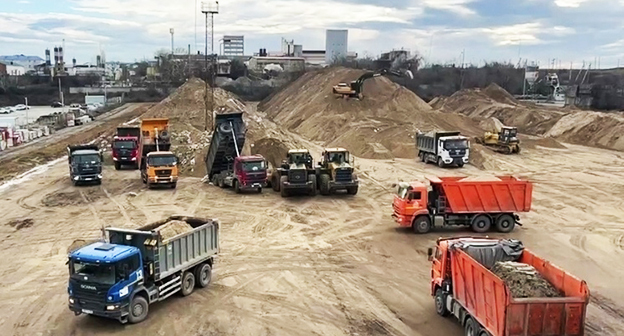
[451,243,589,336]
[431,176,532,214]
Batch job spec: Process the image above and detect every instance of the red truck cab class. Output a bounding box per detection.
[213,155,268,193]
[112,126,141,170]
[429,237,589,336]
[392,176,532,234]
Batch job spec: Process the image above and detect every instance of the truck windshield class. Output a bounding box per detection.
[71,260,115,285]
[113,141,136,149]
[74,154,100,164]
[444,140,469,150]
[242,161,266,172]
[148,156,176,166]
[328,152,349,163]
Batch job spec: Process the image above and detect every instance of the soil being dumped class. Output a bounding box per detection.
[491,261,562,298]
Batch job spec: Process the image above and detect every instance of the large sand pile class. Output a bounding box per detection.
[433,85,624,152]
[259,67,482,159]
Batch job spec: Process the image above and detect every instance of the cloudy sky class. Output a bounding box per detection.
[1,0,624,68]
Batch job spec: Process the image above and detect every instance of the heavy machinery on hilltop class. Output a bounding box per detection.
[416,131,470,168]
[67,216,219,324]
[205,112,268,193]
[271,149,317,197]
[392,175,532,234]
[112,126,141,169]
[67,144,103,185]
[332,69,414,100]
[317,148,359,195]
[476,119,521,154]
[427,237,589,336]
[138,118,179,189]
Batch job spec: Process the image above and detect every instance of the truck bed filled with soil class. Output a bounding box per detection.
[491,261,562,298]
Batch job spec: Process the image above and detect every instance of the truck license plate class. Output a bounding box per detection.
[82,309,93,314]
[85,178,92,181]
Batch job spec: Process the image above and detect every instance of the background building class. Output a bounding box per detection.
[223,35,244,57]
[0,55,45,72]
[325,29,348,64]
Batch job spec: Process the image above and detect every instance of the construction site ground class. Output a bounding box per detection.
[2,71,624,335]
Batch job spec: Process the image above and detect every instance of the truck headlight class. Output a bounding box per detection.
[106,305,116,311]
[97,174,103,179]
[131,157,137,161]
[73,176,79,181]
[69,297,75,304]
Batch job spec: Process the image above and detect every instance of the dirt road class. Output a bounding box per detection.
[1,127,624,336]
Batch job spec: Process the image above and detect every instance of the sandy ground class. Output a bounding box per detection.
[1,104,624,336]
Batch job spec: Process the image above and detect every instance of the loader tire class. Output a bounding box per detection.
[280,176,289,197]
[319,174,331,196]
[308,174,317,196]
[272,175,280,192]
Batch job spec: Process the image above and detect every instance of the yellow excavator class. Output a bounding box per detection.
[332,69,413,100]
[476,119,521,154]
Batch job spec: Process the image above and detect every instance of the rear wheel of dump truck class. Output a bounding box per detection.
[114,162,121,170]
[308,174,317,196]
[495,214,515,233]
[128,295,149,324]
[181,272,195,296]
[280,176,289,197]
[435,289,450,317]
[464,317,477,336]
[471,215,491,233]
[412,216,432,234]
[320,174,331,196]
[195,263,212,288]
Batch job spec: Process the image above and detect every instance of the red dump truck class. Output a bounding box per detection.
[428,237,589,336]
[112,126,141,170]
[392,176,532,234]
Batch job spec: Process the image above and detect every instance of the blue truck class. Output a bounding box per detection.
[67,144,103,185]
[67,216,219,324]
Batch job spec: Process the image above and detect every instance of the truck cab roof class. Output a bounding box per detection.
[147,151,174,157]
[324,147,348,153]
[237,155,265,162]
[439,135,469,141]
[69,242,139,263]
[288,149,310,154]
[71,149,99,156]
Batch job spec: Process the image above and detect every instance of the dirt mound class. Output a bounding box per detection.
[483,83,518,105]
[67,239,101,254]
[155,220,194,241]
[251,137,290,167]
[260,67,482,160]
[460,175,502,182]
[491,261,562,298]
[545,111,624,151]
[522,136,567,150]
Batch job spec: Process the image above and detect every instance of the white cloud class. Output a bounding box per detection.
[554,0,588,7]
[419,0,478,16]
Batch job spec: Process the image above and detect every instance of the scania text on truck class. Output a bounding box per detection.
[428,237,589,336]
[206,112,269,193]
[417,131,470,168]
[67,216,219,324]
[138,118,179,189]
[392,176,532,234]
[112,126,141,170]
[67,144,103,185]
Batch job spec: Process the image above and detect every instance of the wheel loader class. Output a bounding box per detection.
[271,149,317,197]
[476,125,521,154]
[317,148,359,195]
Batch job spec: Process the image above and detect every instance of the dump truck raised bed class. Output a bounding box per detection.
[67,215,219,324]
[138,118,179,189]
[206,112,268,193]
[113,126,141,170]
[417,131,470,168]
[392,175,532,234]
[428,237,589,336]
[67,144,103,185]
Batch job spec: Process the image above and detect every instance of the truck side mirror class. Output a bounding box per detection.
[427,248,434,261]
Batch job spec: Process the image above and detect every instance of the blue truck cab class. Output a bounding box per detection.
[67,216,219,324]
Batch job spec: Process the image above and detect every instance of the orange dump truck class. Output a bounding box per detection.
[392,176,532,234]
[138,118,179,189]
[428,237,589,336]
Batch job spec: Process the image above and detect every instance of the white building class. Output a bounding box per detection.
[0,55,45,72]
[325,29,348,64]
[223,35,244,56]
[6,64,26,76]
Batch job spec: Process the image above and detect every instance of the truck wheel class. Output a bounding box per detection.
[435,289,450,317]
[347,186,358,195]
[471,215,492,233]
[320,174,331,196]
[257,187,262,194]
[114,162,121,170]
[181,271,195,296]
[437,158,445,168]
[194,263,212,288]
[272,175,280,192]
[96,179,102,186]
[457,162,465,168]
[234,180,241,194]
[218,177,225,188]
[128,295,149,324]
[308,174,317,196]
[280,176,289,197]
[495,214,515,233]
[464,318,477,336]
[170,182,177,189]
[413,216,432,234]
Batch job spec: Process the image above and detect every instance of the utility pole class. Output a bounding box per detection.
[170,28,175,55]
[202,1,219,131]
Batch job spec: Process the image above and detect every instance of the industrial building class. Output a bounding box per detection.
[0,55,45,72]
[223,35,244,56]
[325,29,348,64]
[247,56,305,73]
